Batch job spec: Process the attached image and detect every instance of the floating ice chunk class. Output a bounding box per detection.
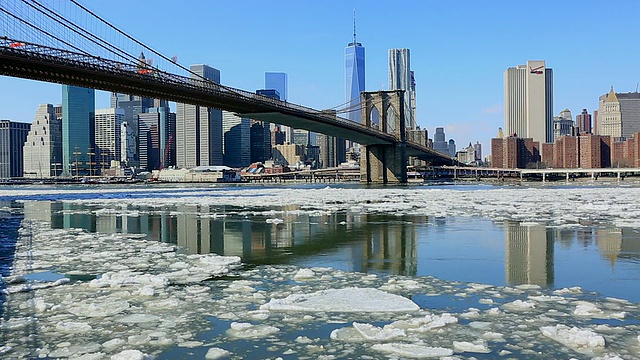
[478,298,494,305]
[89,271,168,289]
[515,284,541,290]
[260,287,419,313]
[55,321,92,333]
[295,336,313,344]
[110,349,150,360]
[554,287,583,295]
[482,331,506,342]
[205,347,231,359]
[591,354,624,360]
[0,345,11,356]
[48,343,101,358]
[453,340,491,353]
[141,243,176,253]
[266,218,284,224]
[3,278,69,294]
[540,324,605,353]
[247,310,270,320]
[71,353,105,360]
[529,295,566,302]
[226,322,280,339]
[293,268,316,281]
[391,312,458,332]
[371,343,454,358]
[502,300,536,311]
[128,335,152,346]
[67,300,130,318]
[468,321,492,330]
[330,322,406,342]
[574,302,605,317]
[573,301,626,319]
[102,338,126,352]
[114,314,160,324]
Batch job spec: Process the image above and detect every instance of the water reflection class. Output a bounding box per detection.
[33,201,420,275]
[504,221,554,286]
[16,200,640,291]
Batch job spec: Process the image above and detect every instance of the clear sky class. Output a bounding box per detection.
[1,0,639,156]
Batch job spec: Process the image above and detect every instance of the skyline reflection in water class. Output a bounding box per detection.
[14,199,640,301]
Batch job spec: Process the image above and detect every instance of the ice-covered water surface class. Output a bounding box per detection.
[1,184,640,359]
[9,183,636,228]
[0,219,638,359]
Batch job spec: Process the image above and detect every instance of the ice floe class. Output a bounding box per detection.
[540,324,605,353]
[260,287,420,312]
[370,343,454,358]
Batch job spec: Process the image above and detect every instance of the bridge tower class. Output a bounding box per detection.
[360,90,408,184]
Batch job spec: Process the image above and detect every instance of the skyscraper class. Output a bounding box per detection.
[552,109,574,141]
[575,109,592,134]
[596,87,640,139]
[139,106,176,170]
[222,111,251,168]
[94,108,125,171]
[345,12,365,124]
[176,64,223,168]
[0,120,30,178]
[265,72,291,143]
[23,104,62,178]
[265,73,288,102]
[504,60,554,144]
[388,48,415,130]
[62,85,95,176]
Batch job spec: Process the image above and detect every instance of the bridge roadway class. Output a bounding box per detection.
[0,37,452,165]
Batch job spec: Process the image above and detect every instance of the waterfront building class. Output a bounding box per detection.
[273,144,305,167]
[448,139,456,158]
[120,121,137,168]
[176,64,223,168]
[553,109,574,142]
[0,120,30,178]
[576,108,592,134]
[272,125,286,146]
[222,111,251,168]
[388,48,415,130]
[61,85,95,177]
[345,13,365,124]
[491,135,540,168]
[250,121,270,163]
[139,106,176,171]
[504,60,554,144]
[456,143,476,165]
[94,108,125,171]
[474,142,482,161]
[317,133,346,168]
[596,87,640,139]
[23,104,62,178]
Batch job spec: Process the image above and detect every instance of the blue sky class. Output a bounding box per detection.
[1,0,639,156]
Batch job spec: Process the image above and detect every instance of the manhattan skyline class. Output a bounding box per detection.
[0,0,639,153]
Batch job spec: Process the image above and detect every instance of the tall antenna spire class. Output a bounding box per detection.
[353,9,357,45]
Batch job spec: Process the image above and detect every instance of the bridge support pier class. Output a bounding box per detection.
[359,90,408,184]
[361,144,407,184]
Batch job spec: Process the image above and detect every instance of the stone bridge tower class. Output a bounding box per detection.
[360,90,408,183]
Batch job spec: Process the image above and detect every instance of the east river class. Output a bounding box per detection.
[1,182,640,359]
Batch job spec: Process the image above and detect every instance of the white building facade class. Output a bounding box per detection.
[23,104,62,178]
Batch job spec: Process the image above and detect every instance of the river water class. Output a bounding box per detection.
[1,182,640,359]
